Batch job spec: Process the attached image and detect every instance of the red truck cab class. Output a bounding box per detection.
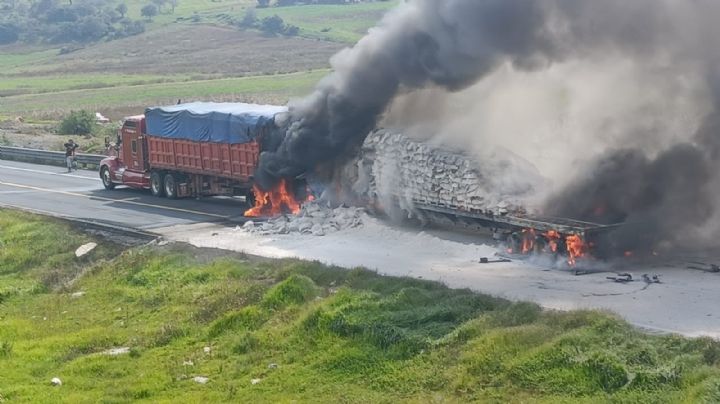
[101,115,149,191]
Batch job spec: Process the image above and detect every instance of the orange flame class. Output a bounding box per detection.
[521,228,536,254]
[544,230,561,253]
[566,234,589,266]
[244,179,306,217]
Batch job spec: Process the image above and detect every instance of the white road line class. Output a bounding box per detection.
[0,164,101,181]
[0,180,227,219]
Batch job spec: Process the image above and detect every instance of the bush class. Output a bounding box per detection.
[141,4,159,21]
[262,274,319,309]
[239,8,258,28]
[59,110,96,136]
[260,15,285,35]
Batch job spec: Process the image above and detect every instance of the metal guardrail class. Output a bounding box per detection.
[0,146,105,169]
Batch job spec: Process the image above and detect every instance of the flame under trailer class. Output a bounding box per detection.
[99,103,286,200]
[413,202,622,261]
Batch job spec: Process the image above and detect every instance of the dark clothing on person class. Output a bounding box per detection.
[64,141,79,172]
[64,142,78,157]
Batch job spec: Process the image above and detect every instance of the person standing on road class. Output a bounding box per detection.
[64,139,79,172]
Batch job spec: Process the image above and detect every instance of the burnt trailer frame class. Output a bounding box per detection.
[413,200,623,258]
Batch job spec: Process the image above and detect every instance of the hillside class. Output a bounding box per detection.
[1,210,720,402]
[0,1,398,121]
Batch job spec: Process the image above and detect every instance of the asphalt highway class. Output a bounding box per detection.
[0,160,251,231]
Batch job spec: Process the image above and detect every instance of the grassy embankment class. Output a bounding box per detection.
[1,209,720,402]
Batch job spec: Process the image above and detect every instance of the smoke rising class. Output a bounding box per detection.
[258,0,720,253]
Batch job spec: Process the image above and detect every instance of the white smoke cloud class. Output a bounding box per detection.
[383,56,711,198]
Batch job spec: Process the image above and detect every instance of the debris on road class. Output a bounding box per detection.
[606,273,633,283]
[240,202,364,236]
[479,257,512,264]
[687,262,720,273]
[642,274,662,284]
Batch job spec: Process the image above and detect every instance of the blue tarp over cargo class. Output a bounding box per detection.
[145,102,287,144]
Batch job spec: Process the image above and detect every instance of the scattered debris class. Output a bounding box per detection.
[642,274,662,284]
[70,291,86,298]
[183,360,194,366]
[193,376,209,384]
[203,346,211,354]
[687,262,720,273]
[50,377,62,386]
[606,273,633,283]
[251,378,262,385]
[102,347,130,356]
[74,242,97,258]
[268,363,278,369]
[479,257,512,264]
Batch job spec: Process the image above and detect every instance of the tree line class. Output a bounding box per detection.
[0,0,149,45]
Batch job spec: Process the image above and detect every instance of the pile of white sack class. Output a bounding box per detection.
[241,202,364,236]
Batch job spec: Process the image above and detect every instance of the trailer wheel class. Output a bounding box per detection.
[100,167,115,190]
[150,171,164,197]
[164,173,178,199]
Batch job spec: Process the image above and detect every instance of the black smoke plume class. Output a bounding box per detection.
[257,0,720,253]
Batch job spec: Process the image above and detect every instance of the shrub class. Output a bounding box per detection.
[260,15,285,35]
[141,4,158,21]
[208,306,267,337]
[59,110,96,136]
[262,274,319,309]
[0,341,13,358]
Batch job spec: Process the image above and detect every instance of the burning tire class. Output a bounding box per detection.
[100,167,115,190]
[164,173,178,199]
[150,171,164,197]
[245,189,256,208]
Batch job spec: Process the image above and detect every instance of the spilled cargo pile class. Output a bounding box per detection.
[356,129,542,216]
[241,202,365,236]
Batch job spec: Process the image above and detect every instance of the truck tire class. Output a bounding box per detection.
[164,173,178,199]
[100,167,115,190]
[245,189,256,207]
[150,171,164,197]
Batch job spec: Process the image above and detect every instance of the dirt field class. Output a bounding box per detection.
[4,25,342,77]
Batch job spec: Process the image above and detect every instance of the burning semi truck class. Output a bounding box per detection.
[101,102,619,265]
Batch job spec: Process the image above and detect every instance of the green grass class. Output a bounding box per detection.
[0,49,59,74]
[2,209,720,402]
[254,2,399,43]
[0,74,199,97]
[0,70,327,119]
[122,0,253,26]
